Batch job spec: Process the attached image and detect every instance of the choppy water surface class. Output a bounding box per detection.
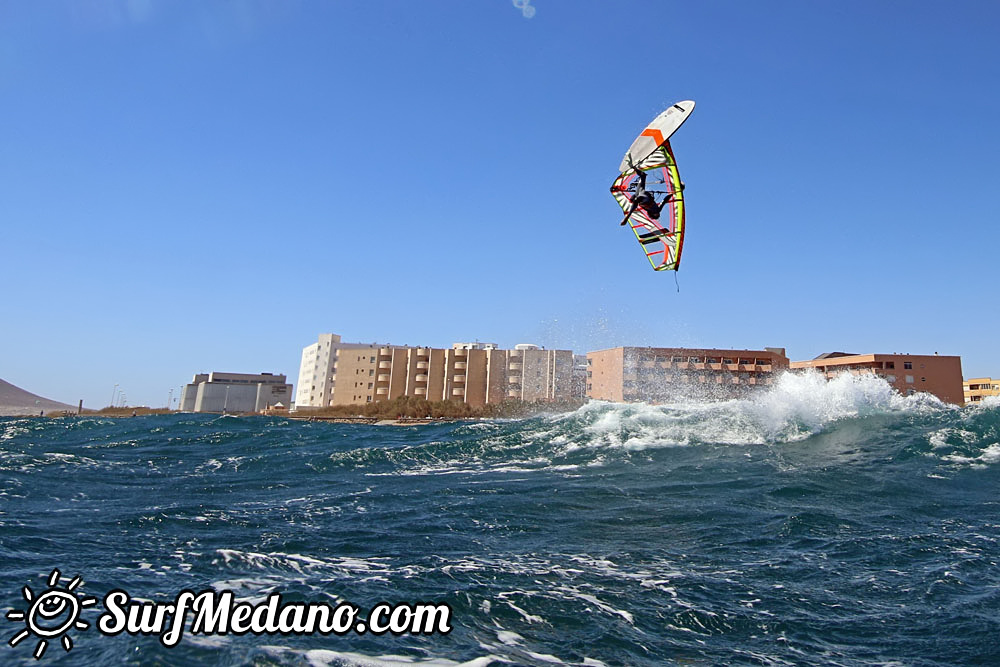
[2,372,999,665]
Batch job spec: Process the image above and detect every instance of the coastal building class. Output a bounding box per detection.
[295,333,404,407]
[179,372,292,413]
[296,334,575,409]
[790,353,964,405]
[963,377,1000,404]
[365,342,574,407]
[586,346,790,402]
[571,355,589,400]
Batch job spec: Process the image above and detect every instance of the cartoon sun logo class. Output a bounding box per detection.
[6,569,97,659]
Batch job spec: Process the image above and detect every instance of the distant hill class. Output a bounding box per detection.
[0,378,75,416]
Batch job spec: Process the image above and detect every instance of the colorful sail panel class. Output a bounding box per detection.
[610,140,685,272]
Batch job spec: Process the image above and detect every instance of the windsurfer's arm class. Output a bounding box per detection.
[621,200,637,226]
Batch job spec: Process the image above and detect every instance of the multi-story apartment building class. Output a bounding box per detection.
[370,342,574,407]
[790,352,964,405]
[963,377,1000,404]
[295,333,403,407]
[296,334,575,408]
[586,346,790,402]
[507,344,574,402]
[179,372,292,413]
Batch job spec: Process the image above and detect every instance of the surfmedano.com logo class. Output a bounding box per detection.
[6,569,452,660]
[6,570,97,659]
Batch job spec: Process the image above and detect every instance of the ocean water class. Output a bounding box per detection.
[2,372,1000,666]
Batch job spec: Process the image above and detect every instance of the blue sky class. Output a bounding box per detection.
[3,0,999,408]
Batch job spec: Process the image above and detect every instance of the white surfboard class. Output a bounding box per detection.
[619,100,695,173]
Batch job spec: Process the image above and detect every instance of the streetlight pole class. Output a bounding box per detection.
[110,383,119,408]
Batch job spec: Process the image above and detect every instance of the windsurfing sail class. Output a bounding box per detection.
[611,101,694,272]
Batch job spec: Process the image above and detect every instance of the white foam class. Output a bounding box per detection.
[559,370,953,449]
[942,443,1000,468]
[262,646,498,667]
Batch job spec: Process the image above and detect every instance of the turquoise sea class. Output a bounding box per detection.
[2,371,999,665]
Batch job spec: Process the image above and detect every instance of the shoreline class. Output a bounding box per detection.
[0,409,455,426]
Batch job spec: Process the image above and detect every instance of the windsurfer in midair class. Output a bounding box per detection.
[620,157,671,225]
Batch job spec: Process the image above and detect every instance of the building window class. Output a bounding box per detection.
[921,377,926,382]
[905,375,914,384]
[904,362,913,370]
[885,362,894,369]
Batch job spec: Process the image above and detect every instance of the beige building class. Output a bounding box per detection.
[180,372,292,413]
[963,377,1000,404]
[295,333,404,407]
[586,346,790,402]
[297,334,575,409]
[790,353,964,405]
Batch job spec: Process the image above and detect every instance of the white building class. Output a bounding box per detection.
[179,372,292,413]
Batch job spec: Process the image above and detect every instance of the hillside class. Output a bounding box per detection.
[0,378,75,416]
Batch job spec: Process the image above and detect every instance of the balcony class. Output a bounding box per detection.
[378,362,391,369]
[376,387,388,395]
[454,361,467,370]
[508,376,521,384]
[415,374,428,382]
[377,374,390,382]
[416,348,429,356]
[453,375,465,383]
[414,387,426,395]
[509,363,523,371]
[452,387,465,396]
[416,361,428,370]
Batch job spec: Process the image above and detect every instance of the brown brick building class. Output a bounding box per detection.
[586,346,790,402]
[790,352,964,405]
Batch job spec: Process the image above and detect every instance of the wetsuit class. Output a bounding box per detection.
[620,167,667,225]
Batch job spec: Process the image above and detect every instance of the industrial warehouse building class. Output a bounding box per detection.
[179,372,292,413]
